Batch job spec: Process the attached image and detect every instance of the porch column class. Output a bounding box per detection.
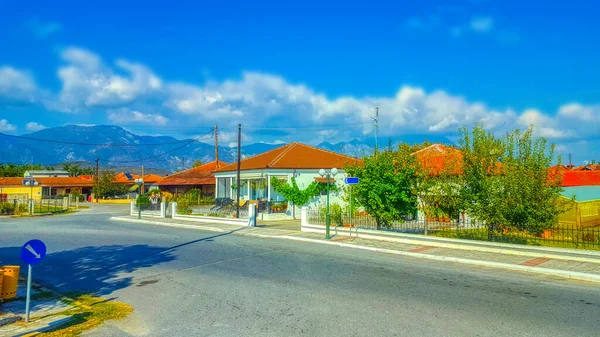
[267,174,271,201]
[215,178,219,199]
[247,179,250,200]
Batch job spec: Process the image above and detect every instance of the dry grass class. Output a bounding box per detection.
[36,294,133,337]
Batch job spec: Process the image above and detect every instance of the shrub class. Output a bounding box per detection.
[177,199,190,214]
[136,195,150,206]
[0,202,15,215]
[582,232,597,243]
[318,203,344,226]
[161,191,174,202]
[14,203,29,215]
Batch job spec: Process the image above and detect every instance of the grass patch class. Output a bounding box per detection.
[35,293,133,337]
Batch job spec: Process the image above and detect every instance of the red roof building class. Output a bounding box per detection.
[156,160,228,196]
[214,142,361,207]
[561,171,600,187]
[411,144,463,176]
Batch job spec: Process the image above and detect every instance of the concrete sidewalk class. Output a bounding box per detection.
[111,215,600,284]
[0,279,76,336]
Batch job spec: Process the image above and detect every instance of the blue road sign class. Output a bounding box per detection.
[21,239,47,265]
[344,177,359,185]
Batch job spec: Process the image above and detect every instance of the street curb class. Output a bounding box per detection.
[301,224,600,264]
[110,217,600,284]
[268,235,600,284]
[110,217,232,233]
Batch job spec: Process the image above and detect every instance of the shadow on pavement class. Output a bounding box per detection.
[0,230,239,296]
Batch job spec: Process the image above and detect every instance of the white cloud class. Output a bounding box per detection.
[51,47,162,112]
[25,122,46,131]
[470,16,494,33]
[27,18,62,39]
[107,108,168,126]
[0,119,16,132]
[0,66,38,101]
[15,45,598,153]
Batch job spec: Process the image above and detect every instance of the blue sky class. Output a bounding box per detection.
[1,0,599,162]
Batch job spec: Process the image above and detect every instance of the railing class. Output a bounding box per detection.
[306,210,600,250]
[176,201,249,219]
[1,198,75,215]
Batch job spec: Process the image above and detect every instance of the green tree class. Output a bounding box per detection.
[459,123,569,237]
[192,159,203,168]
[411,144,464,233]
[459,123,505,235]
[93,171,128,198]
[62,163,94,176]
[500,126,570,234]
[345,149,418,230]
[0,164,44,177]
[270,177,323,219]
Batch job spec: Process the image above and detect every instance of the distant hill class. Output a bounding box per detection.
[0,125,453,173]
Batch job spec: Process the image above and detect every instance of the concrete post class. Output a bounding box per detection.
[248,203,256,227]
[29,199,34,215]
[172,202,178,218]
[130,201,136,215]
[301,207,308,228]
[160,202,166,218]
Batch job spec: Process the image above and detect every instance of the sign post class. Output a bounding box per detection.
[20,239,47,323]
[344,177,360,237]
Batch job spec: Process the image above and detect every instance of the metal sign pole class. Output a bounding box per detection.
[25,264,32,323]
[20,239,47,324]
[350,185,353,238]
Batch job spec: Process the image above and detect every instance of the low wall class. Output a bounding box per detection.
[171,202,257,227]
[130,202,165,218]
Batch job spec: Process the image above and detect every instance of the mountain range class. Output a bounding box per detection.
[0,125,452,173]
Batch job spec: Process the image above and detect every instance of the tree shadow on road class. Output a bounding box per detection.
[0,230,239,296]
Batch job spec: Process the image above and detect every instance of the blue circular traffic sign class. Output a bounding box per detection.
[21,239,47,265]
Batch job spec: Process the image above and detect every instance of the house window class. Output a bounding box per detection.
[217,178,231,198]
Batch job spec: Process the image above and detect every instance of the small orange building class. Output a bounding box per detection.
[156,161,228,197]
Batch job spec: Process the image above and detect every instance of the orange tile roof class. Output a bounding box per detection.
[216,142,362,172]
[562,171,600,187]
[0,177,27,186]
[0,176,93,187]
[114,172,141,184]
[142,174,163,184]
[156,161,228,186]
[411,144,464,176]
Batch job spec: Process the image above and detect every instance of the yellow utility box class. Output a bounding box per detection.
[0,266,20,300]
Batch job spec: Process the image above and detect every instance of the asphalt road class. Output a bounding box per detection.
[1,204,600,337]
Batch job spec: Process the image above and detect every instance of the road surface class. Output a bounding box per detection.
[1,204,599,336]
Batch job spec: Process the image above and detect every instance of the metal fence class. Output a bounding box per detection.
[176,201,249,219]
[307,210,600,250]
[0,198,74,216]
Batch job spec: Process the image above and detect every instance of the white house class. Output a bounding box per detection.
[214,142,362,218]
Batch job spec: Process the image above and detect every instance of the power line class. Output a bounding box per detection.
[241,124,372,131]
[0,133,199,147]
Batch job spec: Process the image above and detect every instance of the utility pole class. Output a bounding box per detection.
[141,165,145,194]
[569,153,572,166]
[236,124,241,219]
[372,106,379,152]
[181,157,185,172]
[95,158,99,203]
[214,125,219,168]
